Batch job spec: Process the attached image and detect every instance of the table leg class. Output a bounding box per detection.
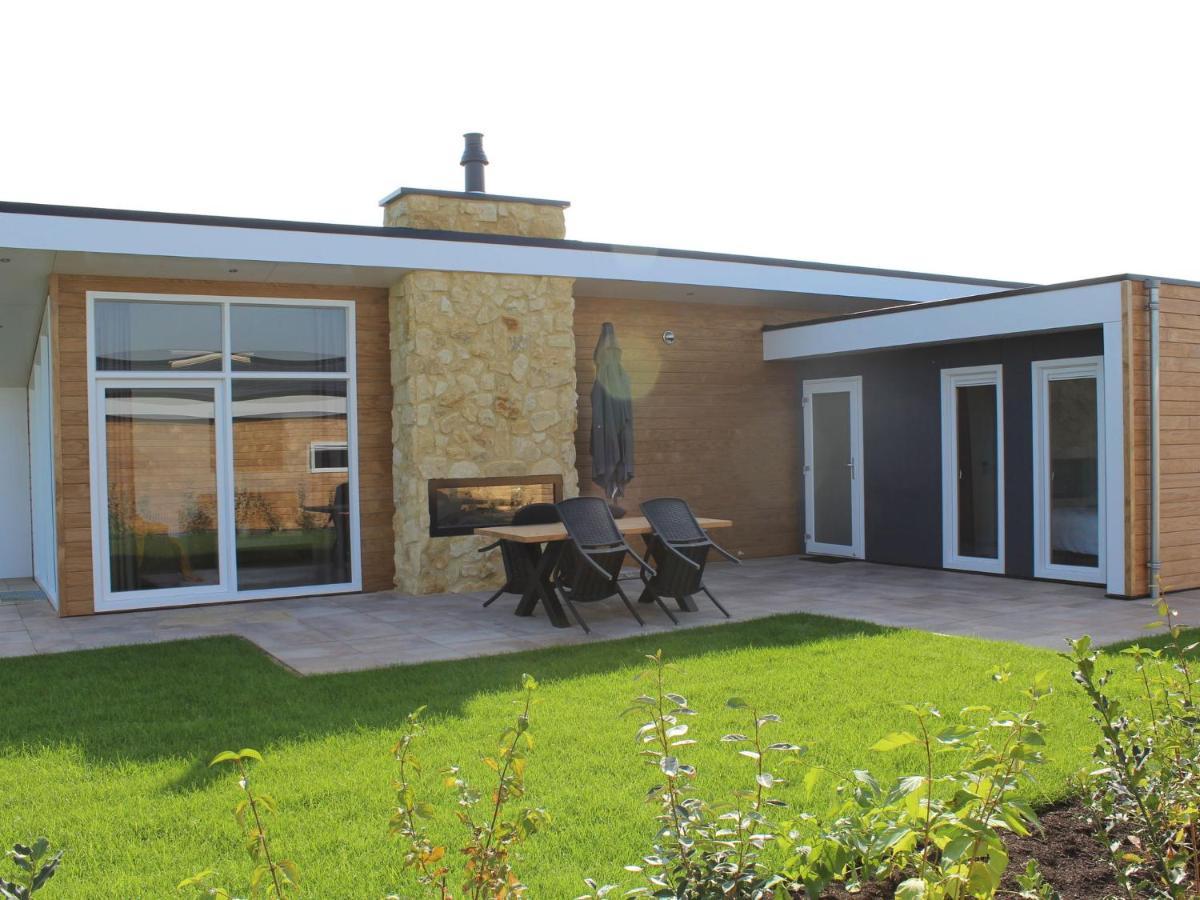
[637,535,657,605]
[514,541,570,628]
[676,594,699,612]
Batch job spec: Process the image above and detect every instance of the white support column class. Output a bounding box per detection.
[1102,320,1126,596]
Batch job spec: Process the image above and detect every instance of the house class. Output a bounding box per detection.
[0,135,1187,617]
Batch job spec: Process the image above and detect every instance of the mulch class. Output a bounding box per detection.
[806,798,1120,899]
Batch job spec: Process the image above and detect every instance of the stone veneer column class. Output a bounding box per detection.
[386,190,577,594]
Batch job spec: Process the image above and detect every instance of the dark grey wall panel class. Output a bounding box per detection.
[795,328,1104,577]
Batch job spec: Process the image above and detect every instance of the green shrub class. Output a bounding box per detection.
[782,670,1052,899]
[178,749,300,899]
[0,838,62,899]
[1065,598,1200,898]
[388,674,548,900]
[579,650,804,900]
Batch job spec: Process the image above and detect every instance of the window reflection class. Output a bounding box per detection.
[95,300,222,371]
[232,380,350,589]
[105,387,220,591]
[231,305,347,372]
[1049,377,1100,568]
[956,384,999,560]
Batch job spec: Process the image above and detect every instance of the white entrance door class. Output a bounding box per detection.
[1032,357,1105,584]
[803,376,865,558]
[941,365,1005,574]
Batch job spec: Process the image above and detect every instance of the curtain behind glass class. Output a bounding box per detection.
[94,301,133,371]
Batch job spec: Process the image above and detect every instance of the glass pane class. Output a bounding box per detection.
[105,387,220,592]
[233,380,351,589]
[95,300,222,371]
[231,305,347,372]
[812,391,852,546]
[1048,376,1099,568]
[310,443,349,472]
[956,384,999,559]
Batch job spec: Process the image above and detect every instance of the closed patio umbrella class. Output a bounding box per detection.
[590,322,634,515]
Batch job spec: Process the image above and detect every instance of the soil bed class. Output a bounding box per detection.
[808,799,1118,899]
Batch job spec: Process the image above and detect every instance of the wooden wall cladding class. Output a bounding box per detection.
[573,297,812,560]
[48,275,394,616]
[1126,279,1200,596]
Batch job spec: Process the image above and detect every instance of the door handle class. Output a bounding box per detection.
[847,458,855,479]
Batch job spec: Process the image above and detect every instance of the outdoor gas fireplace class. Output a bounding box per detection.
[427,475,564,537]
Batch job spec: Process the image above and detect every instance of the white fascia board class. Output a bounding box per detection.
[0,211,1004,302]
[763,282,1124,361]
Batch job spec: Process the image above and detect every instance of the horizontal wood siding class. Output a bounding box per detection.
[1127,279,1200,595]
[49,275,394,616]
[573,297,812,559]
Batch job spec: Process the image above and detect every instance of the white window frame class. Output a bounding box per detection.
[1032,356,1105,585]
[86,291,361,612]
[940,364,1005,575]
[309,441,350,474]
[802,375,866,559]
[28,302,59,607]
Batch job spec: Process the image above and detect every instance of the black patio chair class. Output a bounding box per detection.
[553,496,675,633]
[639,497,740,617]
[478,503,561,608]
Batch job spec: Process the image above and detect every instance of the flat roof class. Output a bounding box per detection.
[0,199,1027,289]
[761,272,1200,334]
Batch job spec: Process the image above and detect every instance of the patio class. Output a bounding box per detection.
[3,558,1198,675]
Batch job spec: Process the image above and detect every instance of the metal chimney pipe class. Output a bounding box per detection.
[460,132,488,193]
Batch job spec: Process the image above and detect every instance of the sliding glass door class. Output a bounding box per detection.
[88,294,359,611]
[100,383,226,598]
[1033,357,1104,584]
[941,365,1004,574]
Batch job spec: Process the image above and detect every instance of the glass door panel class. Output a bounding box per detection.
[103,385,221,593]
[803,377,864,558]
[812,392,853,547]
[956,384,999,559]
[1048,377,1099,569]
[232,380,351,590]
[941,366,1004,574]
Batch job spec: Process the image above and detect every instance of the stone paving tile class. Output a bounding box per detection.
[3,558,1200,674]
[0,642,36,658]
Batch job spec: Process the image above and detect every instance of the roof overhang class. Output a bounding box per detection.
[762,280,1125,361]
[0,201,1027,386]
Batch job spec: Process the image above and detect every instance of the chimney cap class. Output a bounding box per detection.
[460,132,489,167]
[461,133,488,192]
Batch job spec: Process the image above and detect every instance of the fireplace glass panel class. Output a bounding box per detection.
[428,477,563,537]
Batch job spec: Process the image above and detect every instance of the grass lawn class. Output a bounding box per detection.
[0,612,1178,898]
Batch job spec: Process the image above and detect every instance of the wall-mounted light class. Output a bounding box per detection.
[228,268,239,274]
[0,258,11,264]
[662,330,676,345]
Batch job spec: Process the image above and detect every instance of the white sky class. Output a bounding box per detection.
[3,2,1199,285]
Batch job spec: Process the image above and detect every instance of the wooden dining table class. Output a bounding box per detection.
[475,515,733,628]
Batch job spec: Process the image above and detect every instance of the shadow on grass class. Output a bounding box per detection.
[0,612,894,789]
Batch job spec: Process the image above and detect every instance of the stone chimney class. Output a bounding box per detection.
[380,133,568,239]
[385,135,578,594]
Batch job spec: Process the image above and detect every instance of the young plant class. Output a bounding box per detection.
[785,671,1052,899]
[0,838,62,899]
[388,705,451,900]
[178,749,299,899]
[613,649,801,899]
[1012,859,1060,900]
[1065,598,1199,898]
[388,674,548,900]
